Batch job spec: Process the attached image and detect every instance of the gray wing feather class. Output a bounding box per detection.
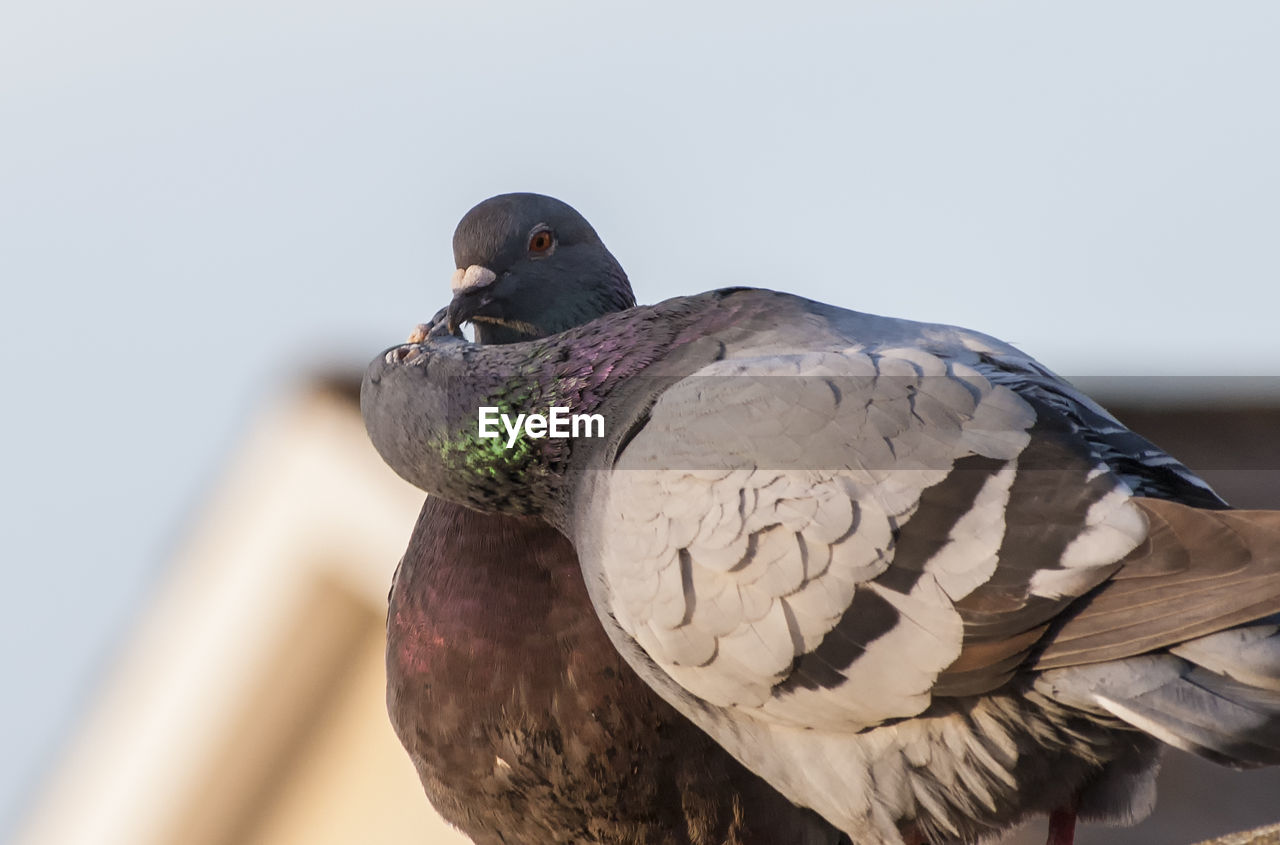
[973,350,1227,508]
[596,343,1146,729]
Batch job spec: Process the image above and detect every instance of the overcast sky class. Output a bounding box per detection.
[2,0,1279,835]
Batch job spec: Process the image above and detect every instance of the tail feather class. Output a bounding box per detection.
[1170,615,1280,692]
[1096,667,1280,768]
[1033,498,1280,767]
[1038,624,1280,768]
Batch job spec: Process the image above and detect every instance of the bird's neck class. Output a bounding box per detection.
[449,290,754,528]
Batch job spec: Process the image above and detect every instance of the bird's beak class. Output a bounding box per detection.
[446,265,498,334]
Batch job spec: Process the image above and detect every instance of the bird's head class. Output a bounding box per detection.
[444,193,636,343]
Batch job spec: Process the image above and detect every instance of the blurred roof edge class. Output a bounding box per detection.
[14,377,469,845]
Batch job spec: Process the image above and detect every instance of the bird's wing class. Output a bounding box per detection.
[594,343,1151,729]
[971,349,1227,509]
[955,351,1280,673]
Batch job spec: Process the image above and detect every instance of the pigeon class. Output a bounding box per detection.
[364,285,1280,845]
[385,194,847,844]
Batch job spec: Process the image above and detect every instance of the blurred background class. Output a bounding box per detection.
[3,2,1279,843]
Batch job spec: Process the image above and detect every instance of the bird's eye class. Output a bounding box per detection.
[528,229,555,255]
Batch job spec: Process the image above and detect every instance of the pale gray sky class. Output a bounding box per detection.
[2,0,1279,835]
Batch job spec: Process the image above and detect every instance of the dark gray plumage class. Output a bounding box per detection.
[385,195,847,844]
[365,285,1280,845]
[442,193,634,344]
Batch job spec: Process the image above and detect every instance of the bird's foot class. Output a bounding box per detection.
[898,823,926,845]
[413,304,464,341]
[1046,806,1077,845]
